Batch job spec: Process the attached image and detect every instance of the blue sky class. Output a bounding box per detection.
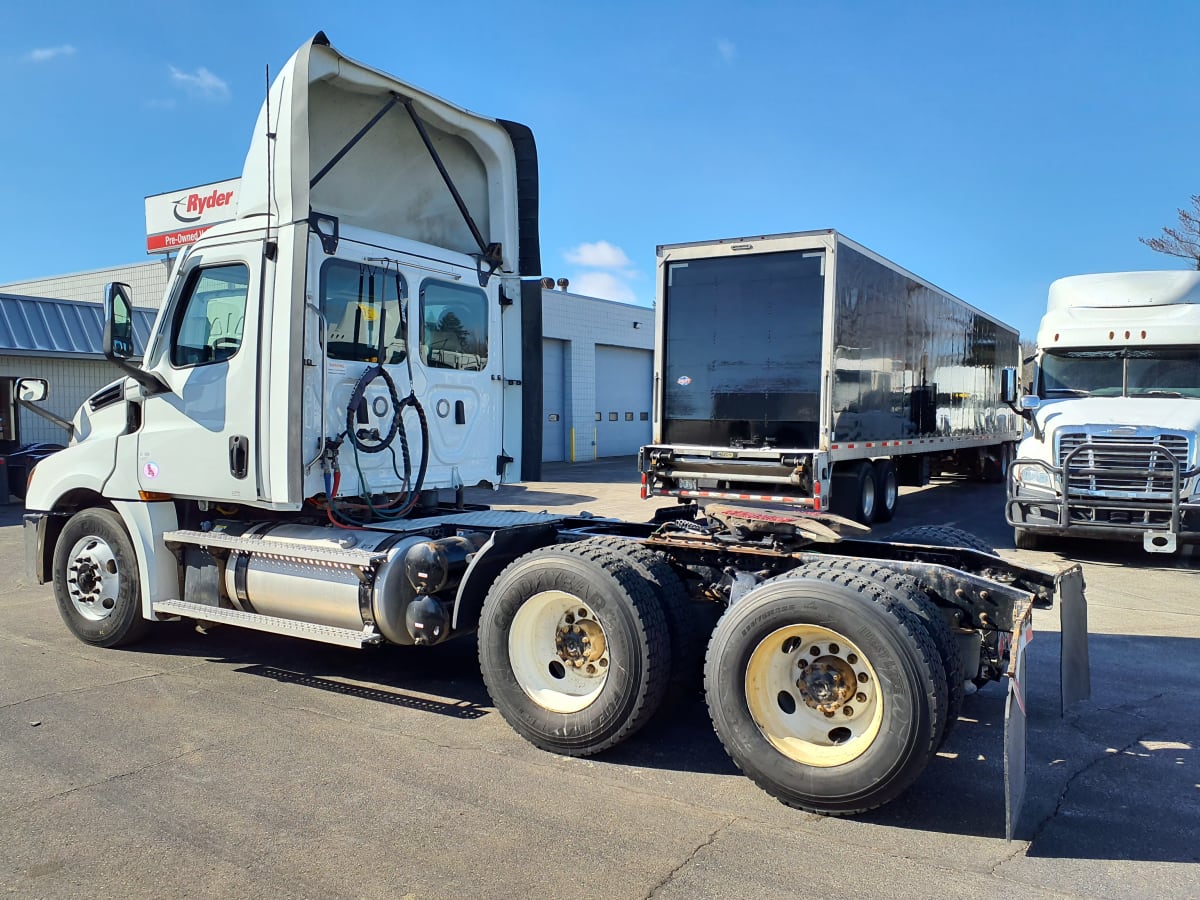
[2,1,1196,338]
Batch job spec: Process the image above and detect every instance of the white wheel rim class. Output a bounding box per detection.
[861,476,876,519]
[745,624,884,767]
[65,534,121,622]
[882,469,898,510]
[509,590,610,714]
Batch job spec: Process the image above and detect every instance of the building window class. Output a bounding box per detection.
[640,412,649,421]
[595,412,601,421]
[609,412,618,421]
[625,412,634,421]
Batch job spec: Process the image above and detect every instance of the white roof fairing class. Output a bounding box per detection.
[238,33,522,273]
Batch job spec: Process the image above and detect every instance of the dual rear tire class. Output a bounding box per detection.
[833,459,898,525]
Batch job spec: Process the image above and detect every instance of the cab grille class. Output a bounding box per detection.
[1056,432,1190,497]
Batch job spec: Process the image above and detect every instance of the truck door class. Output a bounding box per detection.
[413,274,504,486]
[135,241,261,502]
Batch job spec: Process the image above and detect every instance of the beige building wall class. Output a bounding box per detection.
[0,260,173,310]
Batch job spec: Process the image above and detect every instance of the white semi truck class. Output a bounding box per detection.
[1005,270,1200,553]
[638,232,1023,524]
[20,33,1087,834]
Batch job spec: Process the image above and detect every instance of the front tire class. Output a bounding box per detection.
[478,543,671,756]
[52,508,150,647]
[704,571,946,814]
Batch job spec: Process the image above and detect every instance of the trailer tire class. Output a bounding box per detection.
[705,570,945,814]
[872,459,898,523]
[52,507,150,648]
[889,524,996,555]
[832,461,876,525]
[572,537,713,702]
[796,558,964,746]
[478,543,671,756]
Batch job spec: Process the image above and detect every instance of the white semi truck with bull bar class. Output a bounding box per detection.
[1006,270,1200,553]
[20,33,1087,835]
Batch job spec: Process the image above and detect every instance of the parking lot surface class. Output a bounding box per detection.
[1,459,1197,898]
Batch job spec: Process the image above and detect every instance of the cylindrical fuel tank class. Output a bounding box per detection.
[219,522,427,643]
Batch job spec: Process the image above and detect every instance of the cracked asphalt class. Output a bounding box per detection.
[1,459,1197,898]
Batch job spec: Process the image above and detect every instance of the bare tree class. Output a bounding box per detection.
[1140,195,1200,268]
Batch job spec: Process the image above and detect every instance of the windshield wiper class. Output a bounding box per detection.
[1044,388,1091,397]
[1129,390,1185,398]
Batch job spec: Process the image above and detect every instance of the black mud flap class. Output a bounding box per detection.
[1003,607,1032,840]
[1056,564,1091,711]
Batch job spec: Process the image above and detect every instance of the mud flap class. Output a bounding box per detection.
[1056,564,1091,711]
[1003,609,1032,840]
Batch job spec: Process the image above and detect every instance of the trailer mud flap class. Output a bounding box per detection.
[1003,608,1032,840]
[1056,564,1091,711]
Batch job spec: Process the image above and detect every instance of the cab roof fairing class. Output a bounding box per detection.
[237,34,524,275]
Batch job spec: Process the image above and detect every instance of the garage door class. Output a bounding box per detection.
[542,339,566,462]
[595,344,652,458]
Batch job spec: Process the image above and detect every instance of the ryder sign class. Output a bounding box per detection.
[144,178,240,253]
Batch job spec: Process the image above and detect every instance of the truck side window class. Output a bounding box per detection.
[170,264,250,367]
[420,281,488,371]
[320,260,408,364]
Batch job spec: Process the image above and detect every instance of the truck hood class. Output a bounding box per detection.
[1030,396,1200,441]
[237,32,529,274]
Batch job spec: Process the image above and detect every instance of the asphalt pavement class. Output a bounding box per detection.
[1,459,1196,898]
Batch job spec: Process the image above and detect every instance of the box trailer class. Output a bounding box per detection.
[640,232,1022,522]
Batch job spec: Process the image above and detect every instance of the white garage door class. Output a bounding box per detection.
[595,344,652,458]
[542,338,566,462]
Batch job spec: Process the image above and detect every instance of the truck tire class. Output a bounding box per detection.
[796,558,964,747]
[52,507,151,648]
[872,459,898,523]
[832,461,876,525]
[704,570,946,815]
[572,536,714,702]
[889,524,996,555]
[1014,528,1045,551]
[478,542,671,756]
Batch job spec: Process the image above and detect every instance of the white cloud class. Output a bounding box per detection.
[568,271,638,304]
[169,65,230,101]
[565,240,633,269]
[26,45,76,63]
[717,39,737,64]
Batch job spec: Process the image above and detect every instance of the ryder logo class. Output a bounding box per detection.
[173,188,236,223]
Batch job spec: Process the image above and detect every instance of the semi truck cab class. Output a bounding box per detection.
[1007,270,1200,552]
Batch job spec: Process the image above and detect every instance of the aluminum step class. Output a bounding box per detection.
[164,529,386,568]
[152,599,381,648]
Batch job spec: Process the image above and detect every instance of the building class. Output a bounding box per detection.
[0,262,655,467]
[0,293,157,447]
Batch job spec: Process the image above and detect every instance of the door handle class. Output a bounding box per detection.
[229,435,249,479]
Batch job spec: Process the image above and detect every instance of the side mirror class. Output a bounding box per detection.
[16,378,48,403]
[1019,395,1042,411]
[1000,367,1018,404]
[103,282,135,360]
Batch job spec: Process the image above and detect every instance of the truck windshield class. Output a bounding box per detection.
[1041,348,1200,398]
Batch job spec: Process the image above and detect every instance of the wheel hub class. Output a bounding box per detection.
[797,657,856,715]
[556,612,606,668]
[65,536,119,622]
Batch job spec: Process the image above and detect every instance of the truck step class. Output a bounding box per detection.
[152,599,382,648]
[163,529,387,569]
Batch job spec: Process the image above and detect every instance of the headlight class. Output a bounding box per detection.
[1013,464,1053,490]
